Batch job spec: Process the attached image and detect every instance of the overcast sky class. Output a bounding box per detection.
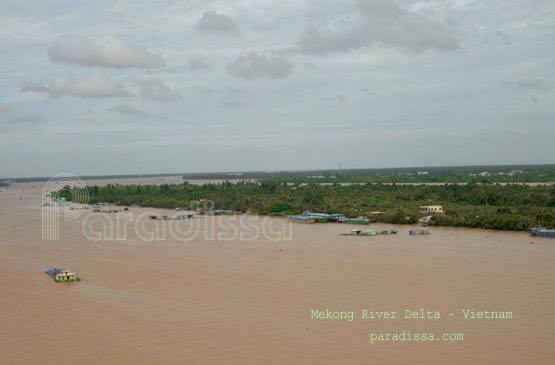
[1,0,554,177]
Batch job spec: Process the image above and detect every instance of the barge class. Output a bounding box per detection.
[45,268,81,282]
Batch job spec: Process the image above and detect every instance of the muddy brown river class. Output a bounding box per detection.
[0,180,553,364]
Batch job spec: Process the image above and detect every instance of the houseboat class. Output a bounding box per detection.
[341,229,377,236]
[288,215,315,223]
[302,212,346,222]
[409,229,430,235]
[45,268,81,282]
[379,229,398,235]
[199,209,235,215]
[339,216,371,224]
[288,215,327,223]
[328,214,346,222]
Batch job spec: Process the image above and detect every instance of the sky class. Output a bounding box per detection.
[1,0,554,178]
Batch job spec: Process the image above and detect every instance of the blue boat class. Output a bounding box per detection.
[529,228,555,238]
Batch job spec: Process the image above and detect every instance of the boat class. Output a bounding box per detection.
[409,229,430,235]
[341,229,362,235]
[529,228,555,238]
[288,215,327,223]
[175,207,188,211]
[302,212,347,222]
[199,209,235,215]
[339,216,371,224]
[328,214,346,222]
[379,230,398,235]
[149,214,194,220]
[130,204,141,208]
[288,215,316,223]
[302,212,330,218]
[340,229,378,236]
[362,230,377,236]
[45,268,81,282]
[93,208,119,213]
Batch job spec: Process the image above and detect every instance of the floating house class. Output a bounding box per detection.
[288,215,327,223]
[93,209,118,213]
[339,216,371,224]
[301,212,346,222]
[379,230,398,235]
[149,214,194,220]
[341,229,379,236]
[45,268,80,282]
[409,229,430,235]
[199,209,235,215]
[341,229,397,236]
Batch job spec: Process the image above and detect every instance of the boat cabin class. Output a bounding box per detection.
[56,270,79,281]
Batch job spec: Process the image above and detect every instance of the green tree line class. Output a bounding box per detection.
[55,180,555,231]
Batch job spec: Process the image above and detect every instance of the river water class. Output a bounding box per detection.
[0,180,553,364]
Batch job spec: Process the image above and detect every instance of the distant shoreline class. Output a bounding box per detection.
[3,163,554,182]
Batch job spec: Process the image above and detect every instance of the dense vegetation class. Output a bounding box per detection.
[57,181,555,231]
[259,169,555,184]
[181,164,555,183]
[5,164,553,183]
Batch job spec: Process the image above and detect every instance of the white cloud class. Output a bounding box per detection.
[227,52,293,79]
[128,76,182,102]
[298,0,459,54]
[48,34,165,69]
[195,11,240,35]
[109,104,145,116]
[22,75,131,98]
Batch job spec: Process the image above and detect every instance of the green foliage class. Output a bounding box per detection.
[271,202,293,212]
[60,180,554,231]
